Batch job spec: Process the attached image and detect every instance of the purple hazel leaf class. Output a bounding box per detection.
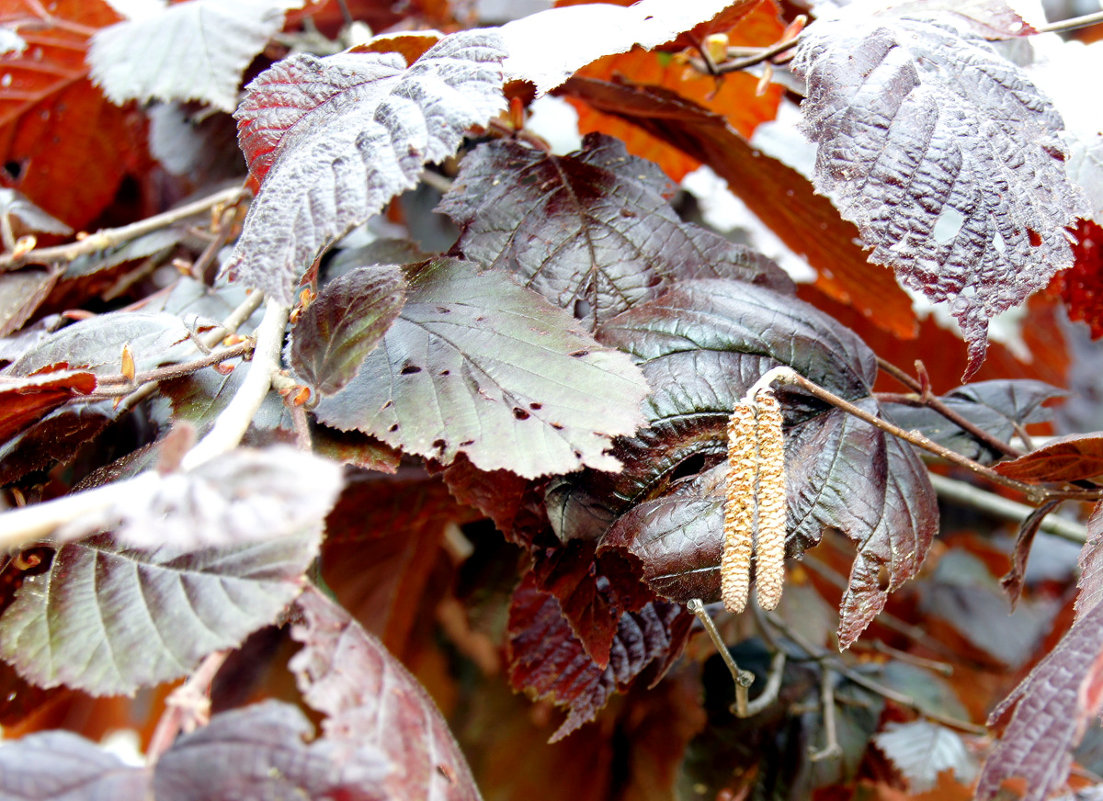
[224,30,507,304]
[790,10,1090,379]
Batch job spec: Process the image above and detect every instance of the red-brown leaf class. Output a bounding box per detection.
[0,1,146,229]
[507,572,692,742]
[0,368,96,442]
[992,433,1103,483]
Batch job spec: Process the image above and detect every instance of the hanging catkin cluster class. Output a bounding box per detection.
[721,387,787,613]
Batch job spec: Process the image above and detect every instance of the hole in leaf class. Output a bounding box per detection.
[569,350,588,358]
[436,306,450,314]
[400,363,422,374]
[876,564,891,592]
[433,438,446,452]
[669,453,706,482]
[529,402,542,410]
[513,407,530,420]
[1027,228,1042,247]
[573,299,591,319]
[3,160,25,181]
[382,400,393,409]
[459,439,474,446]
[440,369,450,376]
[551,423,564,430]
[388,423,399,432]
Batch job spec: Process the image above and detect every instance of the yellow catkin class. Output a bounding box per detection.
[753,389,787,610]
[721,403,756,614]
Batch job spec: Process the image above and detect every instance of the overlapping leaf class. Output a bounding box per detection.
[507,572,692,742]
[224,30,507,304]
[977,600,1103,801]
[570,278,938,646]
[0,368,96,442]
[790,10,1090,377]
[993,433,1103,483]
[438,134,792,330]
[154,700,391,801]
[0,531,320,695]
[315,258,649,478]
[883,379,1061,463]
[55,446,343,550]
[1076,504,1103,622]
[557,76,921,340]
[90,0,307,112]
[0,701,392,801]
[290,588,481,801]
[290,264,407,397]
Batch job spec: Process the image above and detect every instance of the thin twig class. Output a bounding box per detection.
[868,640,954,676]
[0,186,247,271]
[743,650,787,717]
[876,356,923,392]
[809,667,843,761]
[146,649,231,763]
[87,341,254,397]
[1036,8,1103,34]
[927,473,1087,543]
[765,366,1095,504]
[714,36,801,73]
[687,599,755,716]
[762,612,986,735]
[182,299,289,469]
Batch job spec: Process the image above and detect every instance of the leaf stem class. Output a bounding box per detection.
[809,667,843,761]
[87,341,255,398]
[687,598,755,716]
[0,185,248,271]
[146,649,231,763]
[764,367,1090,504]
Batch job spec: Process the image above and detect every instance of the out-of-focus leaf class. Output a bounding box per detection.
[0,187,71,236]
[290,264,407,397]
[153,700,391,801]
[0,368,96,442]
[440,454,550,548]
[574,278,935,646]
[920,550,1056,667]
[507,571,692,742]
[161,359,292,437]
[499,0,755,94]
[883,379,1062,463]
[1076,504,1103,622]
[0,730,148,800]
[0,267,61,338]
[311,425,402,473]
[315,258,649,478]
[0,1,145,230]
[874,720,978,792]
[977,600,1103,801]
[0,402,116,484]
[558,76,920,341]
[1053,219,1103,338]
[89,0,307,113]
[224,30,506,304]
[55,446,343,551]
[0,530,320,695]
[993,433,1103,483]
[1000,499,1060,608]
[4,311,194,377]
[148,104,244,183]
[437,134,792,330]
[570,0,785,182]
[289,587,481,801]
[322,472,474,652]
[790,10,1090,377]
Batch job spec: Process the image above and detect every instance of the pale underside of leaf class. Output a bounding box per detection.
[225,31,507,304]
[874,719,976,792]
[499,0,753,94]
[1076,504,1103,622]
[314,258,649,478]
[0,731,149,800]
[89,0,307,112]
[791,13,1090,377]
[0,532,319,695]
[290,588,480,801]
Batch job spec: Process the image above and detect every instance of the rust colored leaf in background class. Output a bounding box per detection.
[559,77,920,341]
[0,367,96,443]
[569,0,785,182]
[0,1,146,230]
[1051,218,1103,338]
[993,433,1103,483]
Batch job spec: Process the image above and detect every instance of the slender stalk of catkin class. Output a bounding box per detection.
[722,403,757,613]
[753,389,787,610]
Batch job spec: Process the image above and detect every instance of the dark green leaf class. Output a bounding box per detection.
[290,264,407,396]
[314,258,649,478]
